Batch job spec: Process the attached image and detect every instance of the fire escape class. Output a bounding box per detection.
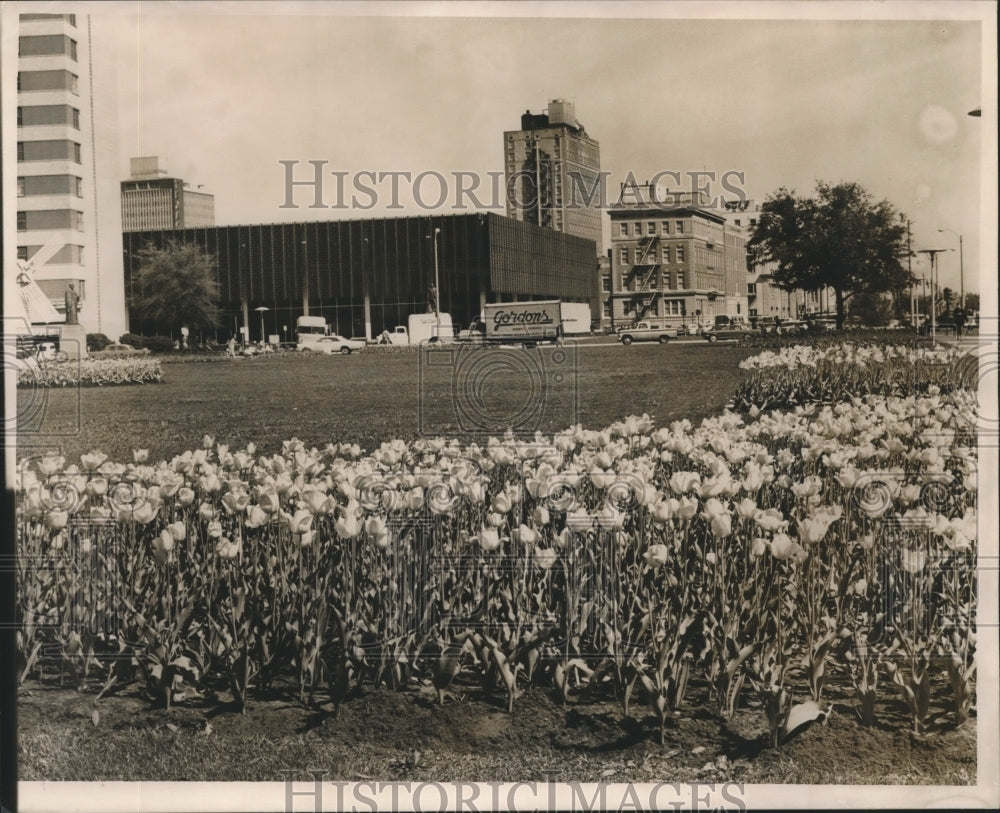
[626,235,661,321]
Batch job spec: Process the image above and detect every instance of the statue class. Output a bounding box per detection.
[427,284,438,314]
[64,283,80,325]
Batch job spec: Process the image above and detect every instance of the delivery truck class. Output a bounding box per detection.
[481,300,563,346]
[380,312,456,345]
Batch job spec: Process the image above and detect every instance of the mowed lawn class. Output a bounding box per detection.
[16,342,756,463]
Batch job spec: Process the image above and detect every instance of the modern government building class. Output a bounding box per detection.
[122,213,599,342]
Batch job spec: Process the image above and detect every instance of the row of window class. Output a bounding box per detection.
[16,70,79,93]
[17,175,83,197]
[619,244,685,264]
[17,140,82,163]
[20,14,77,25]
[17,104,80,128]
[616,220,686,237]
[621,298,687,316]
[16,245,85,264]
[19,35,77,60]
[16,210,84,231]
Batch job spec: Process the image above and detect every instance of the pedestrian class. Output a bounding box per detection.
[953,307,966,338]
[227,336,236,357]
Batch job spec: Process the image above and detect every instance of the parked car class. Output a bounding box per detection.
[617,321,678,345]
[89,342,148,358]
[777,319,809,334]
[297,334,366,354]
[701,323,754,342]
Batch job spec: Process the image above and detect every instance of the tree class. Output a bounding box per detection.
[747,181,912,330]
[848,290,893,326]
[131,241,221,336]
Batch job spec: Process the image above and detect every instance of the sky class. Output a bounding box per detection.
[104,1,990,297]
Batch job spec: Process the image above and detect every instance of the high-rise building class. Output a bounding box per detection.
[15,12,127,340]
[504,100,603,253]
[121,156,215,232]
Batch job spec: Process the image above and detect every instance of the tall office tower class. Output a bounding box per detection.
[121,156,216,232]
[504,99,603,252]
[15,12,127,340]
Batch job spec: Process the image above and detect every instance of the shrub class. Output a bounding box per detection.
[119,333,146,349]
[143,335,177,354]
[86,333,111,352]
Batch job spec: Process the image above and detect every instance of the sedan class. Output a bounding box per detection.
[701,324,754,343]
[298,335,366,354]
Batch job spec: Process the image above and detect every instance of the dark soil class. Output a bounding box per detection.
[17,669,975,785]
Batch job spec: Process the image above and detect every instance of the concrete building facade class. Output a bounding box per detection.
[121,156,215,232]
[606,183,748,331]
[504,100,603,253]
[14,12,127,340]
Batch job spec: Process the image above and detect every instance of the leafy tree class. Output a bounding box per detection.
[131,241,221,336]
[848,291,893,326]
[748,182,912,330]
[964,292,980,312]
[941,287,954,312]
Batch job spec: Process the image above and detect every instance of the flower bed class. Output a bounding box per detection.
[734,343,975,411]
[17,357,163,387]
[15,380,977,743]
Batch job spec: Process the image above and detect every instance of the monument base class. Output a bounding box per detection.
[59,323,89,360]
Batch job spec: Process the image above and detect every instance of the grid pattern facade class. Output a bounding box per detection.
[123,212,596,342]
[15,13,127,338]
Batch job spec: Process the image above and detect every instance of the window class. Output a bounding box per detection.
[624,300,634,315]
[619,222,629,237]
[647,222,656,235]
[20,244,84,264]
[747,283,757,296]
[603,300,611,318]
[619,246,629,264]
[676,245,685,262]
[18,35,77,59]
[18,209,82,231]
[17,140,82,163]
[17,104,80,127]
[18,175,81,196]
[661,221,670,234]
[734,219,741,227]
[601,276,611,293]
[750,219,757,227]
[661,246,670,263]
[18,177,26,196]
[664,299,683,316]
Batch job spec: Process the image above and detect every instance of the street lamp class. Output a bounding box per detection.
[255,306,269,343]
[426,227,441,328]
[937,228,964,310]
[917,248,952,344]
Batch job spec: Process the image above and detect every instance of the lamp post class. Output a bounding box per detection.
[432,227,441,327]
[255,306,269,343]
[937,228,964,310]
[917,248,951,344]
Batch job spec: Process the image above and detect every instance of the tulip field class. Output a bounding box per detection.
[14,339,983,782]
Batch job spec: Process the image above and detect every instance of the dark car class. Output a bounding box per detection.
[701,323,754,343]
